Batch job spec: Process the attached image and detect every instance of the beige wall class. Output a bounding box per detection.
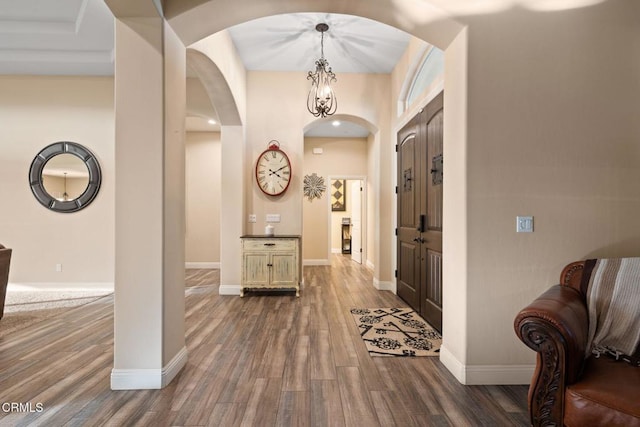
[189,30,247,125]
[42,175,92,203]
[459,2,640,373]
[7,0,638,387]
[302,137,368,262]
[185,132,221,264]
[246,71,391,282]
[385,0,640,382]
[0,76,114,288]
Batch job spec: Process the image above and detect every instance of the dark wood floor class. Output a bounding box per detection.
[0,255,529,426]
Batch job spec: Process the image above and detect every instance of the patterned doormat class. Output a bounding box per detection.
[350,308,442,357]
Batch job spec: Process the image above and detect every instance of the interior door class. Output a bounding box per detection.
[397,92,444,332]
[396,115,421,311]
[420,93,443,332]
[350,180,363,264]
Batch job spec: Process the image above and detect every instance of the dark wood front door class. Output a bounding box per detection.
[397,92,444,332]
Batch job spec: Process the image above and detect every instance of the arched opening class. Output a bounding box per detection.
[107,0,468,389]
[184,48,245,294]
[303,114,377,269]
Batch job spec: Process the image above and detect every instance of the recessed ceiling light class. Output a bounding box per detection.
[208,119,216,125]
[332,120,341,127]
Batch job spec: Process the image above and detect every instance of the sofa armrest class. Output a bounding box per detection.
[0,246,11,320]
[514,285,589,426]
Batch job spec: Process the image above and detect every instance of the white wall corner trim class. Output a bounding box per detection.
[110,346,188,390]
[373,277,395,292]
[218,284,241,295]
[303,259,330,266]
[365,260,374,271]
[185,262,220,269]
[440,345,534,385]
[439,344,466,383]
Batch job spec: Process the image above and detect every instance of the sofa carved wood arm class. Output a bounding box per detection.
[514,260,640,427]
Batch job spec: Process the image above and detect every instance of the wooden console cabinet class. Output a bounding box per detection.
[240,235,301,297]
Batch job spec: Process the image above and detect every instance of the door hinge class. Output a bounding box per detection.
[395,144,399,152]
[395,228,398,236]
[395,186,398,194]
[394,269,398,278]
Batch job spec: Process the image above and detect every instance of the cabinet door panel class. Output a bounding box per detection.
[270,253,297,286]
[243,253,270,285]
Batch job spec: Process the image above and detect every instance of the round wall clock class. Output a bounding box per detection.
[255,140,292,196]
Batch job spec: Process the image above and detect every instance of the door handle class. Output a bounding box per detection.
[416,214,426,232]
[412,237,425,243]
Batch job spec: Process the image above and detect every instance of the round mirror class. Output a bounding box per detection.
[29,142,101,213]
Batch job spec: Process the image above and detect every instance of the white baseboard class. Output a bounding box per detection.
[439,345,533,385]
[373,277,395,292]
[185,262,220,269]
[464,364,534,385]
[8,282,114,292]
[219,284,241,295]
[331,248,341,254]
[111,346,188,390]
[366,260,374,270]
[303,259,330,266]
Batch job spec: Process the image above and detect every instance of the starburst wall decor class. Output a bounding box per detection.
[303,173,326,201]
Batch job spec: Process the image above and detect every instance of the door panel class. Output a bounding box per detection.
[396,116,421,310]
[421,98,443,331]
[424,249,443,331]
[270,253,296,286]
[397,92,443,332]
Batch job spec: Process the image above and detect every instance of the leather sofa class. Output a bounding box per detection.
[514,260,640,427]
[0,243,11,319]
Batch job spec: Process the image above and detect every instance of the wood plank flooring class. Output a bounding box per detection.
[0,255,530,426]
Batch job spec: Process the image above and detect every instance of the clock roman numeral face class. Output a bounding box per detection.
[255,149,292,196]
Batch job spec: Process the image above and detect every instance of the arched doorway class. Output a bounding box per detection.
[106,0,468,389]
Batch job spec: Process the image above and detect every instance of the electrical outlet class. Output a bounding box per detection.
[266,214,281,223]
[56,263,62,272]
[248,214,256,223]
[516,216,534,233]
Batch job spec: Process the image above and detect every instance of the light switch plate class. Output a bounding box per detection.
[516,216,534,233]
[266,214,281,223]
[248,214,256,223]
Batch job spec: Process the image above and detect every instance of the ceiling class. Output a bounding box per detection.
[226,13,410,73]
[0,1,412,137]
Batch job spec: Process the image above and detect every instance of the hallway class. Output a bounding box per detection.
[0,255,528,426]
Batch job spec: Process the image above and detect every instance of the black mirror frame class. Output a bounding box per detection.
[29,141,102,213]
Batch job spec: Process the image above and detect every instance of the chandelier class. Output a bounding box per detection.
[307,23,337,118]
[62,172,69,201]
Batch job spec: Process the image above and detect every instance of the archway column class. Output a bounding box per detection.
[219,125,245,294]
[108,4,187,389]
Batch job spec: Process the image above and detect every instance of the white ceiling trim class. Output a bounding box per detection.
[0,0,114,75]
